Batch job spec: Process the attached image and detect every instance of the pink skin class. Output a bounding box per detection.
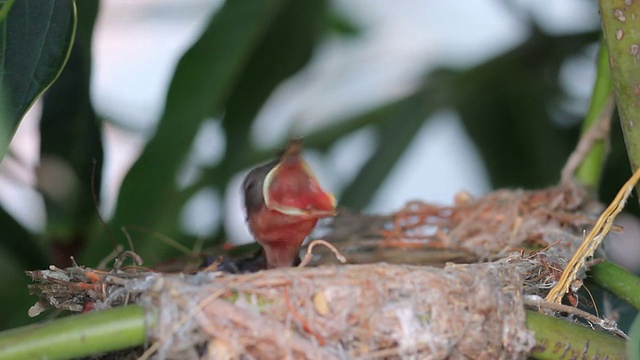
[248,208,320,268]
[243,141,336,268]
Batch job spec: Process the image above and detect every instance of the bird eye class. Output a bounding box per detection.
[244,180,254,191]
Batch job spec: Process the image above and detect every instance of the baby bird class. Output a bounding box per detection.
[242,140,336,268]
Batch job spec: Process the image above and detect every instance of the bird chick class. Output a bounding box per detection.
[242,140,336,268]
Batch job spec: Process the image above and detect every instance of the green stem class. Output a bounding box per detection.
[574,43,614,190]
[527,310,626,359]
[599,0,640,205]
[0,305,151,360]
[589,260,640,311]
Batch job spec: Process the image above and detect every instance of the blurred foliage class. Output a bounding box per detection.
[0,0,76,159]
[39,0,102,267]
[0,0,635,334]
[575,44,612,191]
[89,0,329,265]
[0,0,78,330]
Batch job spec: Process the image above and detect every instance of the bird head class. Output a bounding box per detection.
[243,139,336,218]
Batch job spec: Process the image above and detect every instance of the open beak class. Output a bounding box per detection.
[262,140,336,218]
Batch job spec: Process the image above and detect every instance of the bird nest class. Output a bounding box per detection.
[27,182,613,359]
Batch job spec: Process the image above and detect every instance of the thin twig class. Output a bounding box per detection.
[113,251,144,271]
[524,297,628,339]
[299,239,347,267]
[125,226,193,255]
[546,165,640,304]
[91,159,121,250]
[97,246,123,270]
[283,286,326,346]
[560,95,615,184]
[137,287,228,360]
[199,295,336,359]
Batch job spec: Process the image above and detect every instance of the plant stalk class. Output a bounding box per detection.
[599,0,640,203]
[0,305,150,360]
[527,310,626,359]
[589,260,640,311]
[574,43,614,190]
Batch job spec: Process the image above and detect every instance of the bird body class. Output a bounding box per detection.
[247,207,319,268]
[243,140,336,268]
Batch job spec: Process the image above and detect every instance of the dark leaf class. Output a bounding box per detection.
[454,29,598,188]
[147,0,329,261]
[0,0,76,159]
[221,0,327,167]
[0,248,40,330]
[0,205,47,269]
[338,87,441,210]
[38,1,102,267]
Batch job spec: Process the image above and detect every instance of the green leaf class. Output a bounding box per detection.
[160,0,329,256]
[184,0,327,242]
[39,0,102,248]
[85,0,291,265]
[336,30,598,210]
[173,97,401,250]
[259,98,401,159]
[0,243,46,330]
[339,79,443,210]
[220,0,327,167]
[574,43,613,190]
[0,88,10,158]
[326,8,360,37]
[453,29,597,188]
[168,0,329,253]
[0,0,76,160]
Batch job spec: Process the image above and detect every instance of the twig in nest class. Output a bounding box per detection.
[97,245,124,270]
[382,201,442,241]
[546,165,640,304]
[524,296,627,339]
[299,239,347,267]
[560,95,614,184]
[199,294,334,359]
[138,287,228,360]
[113,251,144,271]
[284,286,326,346]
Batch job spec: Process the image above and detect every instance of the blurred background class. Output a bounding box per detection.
[1,0,638,330]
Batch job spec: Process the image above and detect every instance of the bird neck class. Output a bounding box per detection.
[263,242,302,268]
